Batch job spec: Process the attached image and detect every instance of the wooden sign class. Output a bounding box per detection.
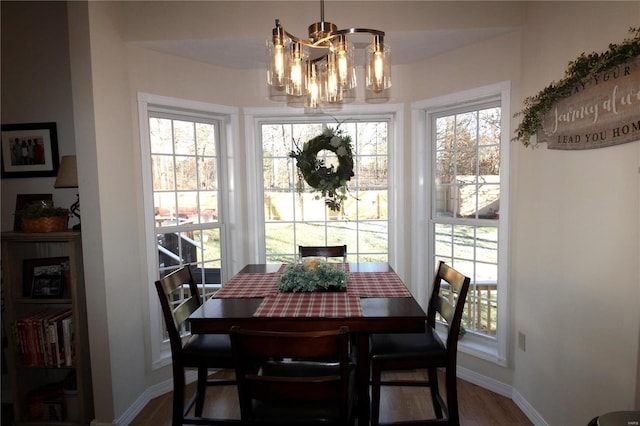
[538,55,640,150]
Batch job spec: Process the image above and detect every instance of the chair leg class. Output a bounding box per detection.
[371,360,382,426]
[428,368,443,419]
[173,367,186,426]
[194,366,208,416]
[445,366,460,425]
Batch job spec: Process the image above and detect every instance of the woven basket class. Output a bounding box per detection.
[21,216,69,233]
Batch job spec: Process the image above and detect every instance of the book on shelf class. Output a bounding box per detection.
[13,308,73,367]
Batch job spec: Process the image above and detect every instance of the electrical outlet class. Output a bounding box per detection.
[518,331,526,351]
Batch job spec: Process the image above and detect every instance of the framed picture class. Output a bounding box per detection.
[13,193,53,231]
[1,122,59,178]
[23,257,68,298]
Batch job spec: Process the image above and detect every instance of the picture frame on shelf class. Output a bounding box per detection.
[23,257,68,298]
[13,193,53,231]
[1,122,59,178]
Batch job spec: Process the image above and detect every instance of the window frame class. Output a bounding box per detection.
[244,104,406,280]
[138,93,242,368]
[412,82,510,365]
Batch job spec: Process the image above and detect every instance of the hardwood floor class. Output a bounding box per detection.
[131,369,532,425]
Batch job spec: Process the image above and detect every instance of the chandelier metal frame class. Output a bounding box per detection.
[267,0,391,111]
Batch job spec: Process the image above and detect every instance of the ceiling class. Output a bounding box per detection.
[132,26,518,70]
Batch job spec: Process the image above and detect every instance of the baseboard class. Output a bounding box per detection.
[112,370,199,426]
[457,365,512,398]
[457,366,548,426]
[512,388,549,426]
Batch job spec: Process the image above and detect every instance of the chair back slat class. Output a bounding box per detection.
[299,245,348,262]
[247,374,342,402]
[433,295,454,325]
[441,263,468,293]
[155,266,201,351]
[428,261,471,349]
[235,328,344,359]
[172,297,201,327]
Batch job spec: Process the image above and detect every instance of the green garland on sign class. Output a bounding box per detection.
[289,127,355,211]
[514,27,640,147]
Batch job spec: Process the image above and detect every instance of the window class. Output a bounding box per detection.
[413,82,510,364]
[138,93,239,367]
[245,105,404,268]
[433,104,501,338]
[261,120,389,262]
[150,114,224,284]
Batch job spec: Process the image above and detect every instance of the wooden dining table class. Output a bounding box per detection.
[188,262,427,425]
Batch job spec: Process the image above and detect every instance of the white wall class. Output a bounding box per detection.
[513,3,640,425]
[3,2,639,425]
[82,2,150,421]
[0,1,79,229]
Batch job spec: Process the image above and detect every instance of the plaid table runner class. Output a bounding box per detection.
[253,292,363,317]
[213,273,279,298]
[215,265,410,300]
[347,272,412,297]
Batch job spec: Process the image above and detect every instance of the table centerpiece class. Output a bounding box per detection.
[278,259,349,292]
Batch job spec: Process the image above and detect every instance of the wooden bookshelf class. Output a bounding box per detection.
[1,232,93,425]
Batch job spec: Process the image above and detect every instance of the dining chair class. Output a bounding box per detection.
[154,265,237,426]
[299,245,348,262]
[369,261,471,426]
[230,326,354,425]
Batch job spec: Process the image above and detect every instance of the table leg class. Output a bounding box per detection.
[356,333,370,425]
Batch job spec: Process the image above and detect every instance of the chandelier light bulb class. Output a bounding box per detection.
[326,53,340,101]
[374,52,384,87]
[306,61,321,109]
[338,51,348,84]
[267,22,287,87]
[366,35,391,92]
[286,42,306,96]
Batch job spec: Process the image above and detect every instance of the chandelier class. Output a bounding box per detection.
[267,0,391,111]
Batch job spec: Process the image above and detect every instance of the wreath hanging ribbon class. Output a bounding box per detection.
[289,127,355,211]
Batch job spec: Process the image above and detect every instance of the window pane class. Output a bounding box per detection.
[455,111,477,149]
[154,192,177,227]
[358,221,388,254]
[199,157,218,191]
[264,157,293,191]
[150,118,173,154]
[358,156,388,188]
[174,120,195,155]
[152,155,175,191]
[435,116,454,151]
[175,156,197,190]
[435,150,454,184]
[479,107,501,146]
[198,191,218,223]
[265,221,295,257]
[196,123,216,156]
[353,190,387,220]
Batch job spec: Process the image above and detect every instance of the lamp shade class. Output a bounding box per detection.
[54,155,78,188]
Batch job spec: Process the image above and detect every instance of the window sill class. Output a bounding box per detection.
[437,328,507,366]
[458,336,506,366]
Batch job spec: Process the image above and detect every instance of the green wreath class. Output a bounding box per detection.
[289,128,354,211]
